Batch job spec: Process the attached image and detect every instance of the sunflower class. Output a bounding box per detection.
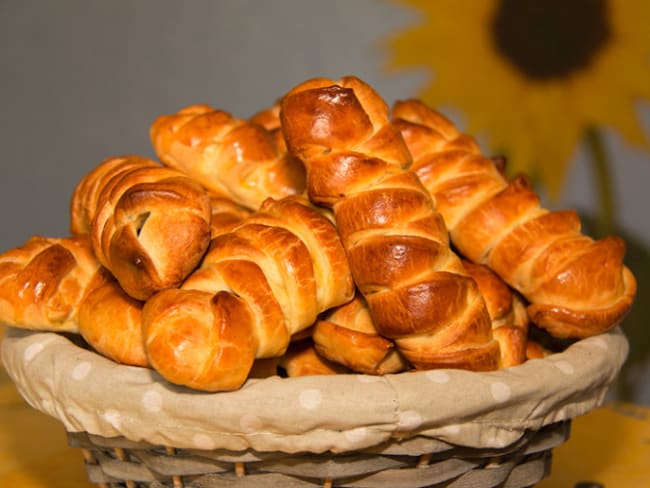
[385,0,650,199]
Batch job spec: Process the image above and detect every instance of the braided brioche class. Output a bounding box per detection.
[525,338,553,360]
[461,260,528,368]
[249,103,284,142]
[141,196,355,391]
[314,260,527,372]
[281,76,499,372]
[313,294,409,374]
[250,339,350,379]
[75,196,249,368]
[209,196,251,237]
[78,279,148,367]
[0,235,109,332]
[70,155,212,301]
[150,104,306,210]
[392,99,637,338]
[278,339,351,377]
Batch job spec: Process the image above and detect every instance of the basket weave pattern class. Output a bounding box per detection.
[69,421,569,488]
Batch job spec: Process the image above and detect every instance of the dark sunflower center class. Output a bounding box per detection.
[491,0,611,80]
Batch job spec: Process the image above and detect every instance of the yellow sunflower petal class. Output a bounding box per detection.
[385,0,650,197]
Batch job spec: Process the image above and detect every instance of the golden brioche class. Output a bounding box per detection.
[249,338,350,379]
[0,235,109,332]
[142,196,355,391]
[150,104,306,210]
[461,260,528,368]
[281,76,499,372]
[313,294,409,374]
[143,288,256,391]
[209,196,251,237]
[525,339,553,360]
[70,155,212,300]
[278,338,350,377]
[392,99,637,338]
[78,279,148,367]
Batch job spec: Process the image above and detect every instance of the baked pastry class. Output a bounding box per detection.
[250,339,350,378]
[461,260,528,368]
[150,104,306,210]
[70,155,212,300]
[209,196,251,237]
[281,76,499,372]
[141,196,355,391]
[392,99,637,339]
[525,339,553,360]
[78,279,148,367]
[249,102,285,149]
[313,294,409,374]
[278,338,350,377]
[0,235,109,332]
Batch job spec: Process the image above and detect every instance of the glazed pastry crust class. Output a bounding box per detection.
[281,76,499,372]
[392,99,637,338]
[151,104,305,210]
[142,196,355,391]
[70,155,212,300]
[0,235,108,332]
[78,279,148,367]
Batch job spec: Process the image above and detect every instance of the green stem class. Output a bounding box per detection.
[584,126,615,237]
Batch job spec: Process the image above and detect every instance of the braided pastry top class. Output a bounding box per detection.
[150,104,306,210]
[392,99,637,338]
[0,235,109,332]
[78,278,148,367]
[142,196,355,391]
[313,293,409,375]
[281,76,499,371]
[70,155,212,300]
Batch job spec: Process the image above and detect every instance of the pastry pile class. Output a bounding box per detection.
[0,76,637,391]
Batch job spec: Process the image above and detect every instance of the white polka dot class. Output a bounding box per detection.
[490,382,512,403]
[193,433,216,450]
[71,361,92,380]
[398,410,423,431]
[142,390,163,412]
[103,410,121,429]
[344,427,369,444]
[24,342,44,361]
[239,414,263,433]
[425,370,450,384]
[299,389,322,410]
[553,360,575,375]
[591,336,609,350]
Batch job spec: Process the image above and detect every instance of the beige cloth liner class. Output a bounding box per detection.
[1,326,627,455]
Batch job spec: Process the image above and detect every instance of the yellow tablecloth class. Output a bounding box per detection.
[1,331,648,487]
[537,401,650,488]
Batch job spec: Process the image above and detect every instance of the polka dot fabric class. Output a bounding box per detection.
[0,326,627,454]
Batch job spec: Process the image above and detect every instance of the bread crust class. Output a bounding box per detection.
[142,196,355,391]
[70,155,212,300]
[0,235,109,332]
[281,77,499,372]
[393,99,637,338]
[151,104,305,210]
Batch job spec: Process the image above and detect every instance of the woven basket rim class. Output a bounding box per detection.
[1,325,628,455]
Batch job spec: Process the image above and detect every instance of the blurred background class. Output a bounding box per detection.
[1,0,648,403]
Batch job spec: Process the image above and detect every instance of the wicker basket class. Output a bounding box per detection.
[67,421,570,487]
[1,326,628,488]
